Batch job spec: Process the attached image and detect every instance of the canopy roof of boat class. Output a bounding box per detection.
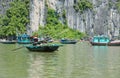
[17,33,30,38]
[93,35,109,39]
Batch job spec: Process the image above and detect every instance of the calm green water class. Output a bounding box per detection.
[0,42,120,78]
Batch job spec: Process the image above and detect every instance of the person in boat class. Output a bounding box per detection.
[32,36,39,46]
[33,37,47,46]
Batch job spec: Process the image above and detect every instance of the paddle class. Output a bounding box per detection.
[11,46,25,51]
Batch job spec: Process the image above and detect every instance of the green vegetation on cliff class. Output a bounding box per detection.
[73,0,93,13]
[0,0,85,39]
[116,0,120,13]
[36,8,85,39]
[0,0,29,36]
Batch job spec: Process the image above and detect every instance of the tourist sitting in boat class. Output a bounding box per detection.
[32,36,48,46]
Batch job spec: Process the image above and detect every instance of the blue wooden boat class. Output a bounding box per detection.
[26,43,63,52]
[60,39,77,44]
[90,35,120,46]
[17,34,33,44]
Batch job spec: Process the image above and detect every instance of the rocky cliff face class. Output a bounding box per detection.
[1,0,120,37]
[30,0,120,38]
[0,0,13,15]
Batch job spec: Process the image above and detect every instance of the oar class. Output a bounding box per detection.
[11,46,25,51]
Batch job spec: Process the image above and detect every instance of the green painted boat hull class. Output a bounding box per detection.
[26,44,62,52]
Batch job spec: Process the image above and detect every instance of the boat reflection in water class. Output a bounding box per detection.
[92,46,120,77]
[28,52,59,78]
[0,42,120,78]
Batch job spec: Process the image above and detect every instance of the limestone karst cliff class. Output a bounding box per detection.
[0,0,120,38]
[29,0,120,38]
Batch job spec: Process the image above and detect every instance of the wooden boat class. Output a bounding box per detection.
[0,40,16,44]
[107,40,120,46]
[60,39,77,44]
[90,36,120,46]
[17,33,33,44]
[90,41,120,46]
[26,43,63,52]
